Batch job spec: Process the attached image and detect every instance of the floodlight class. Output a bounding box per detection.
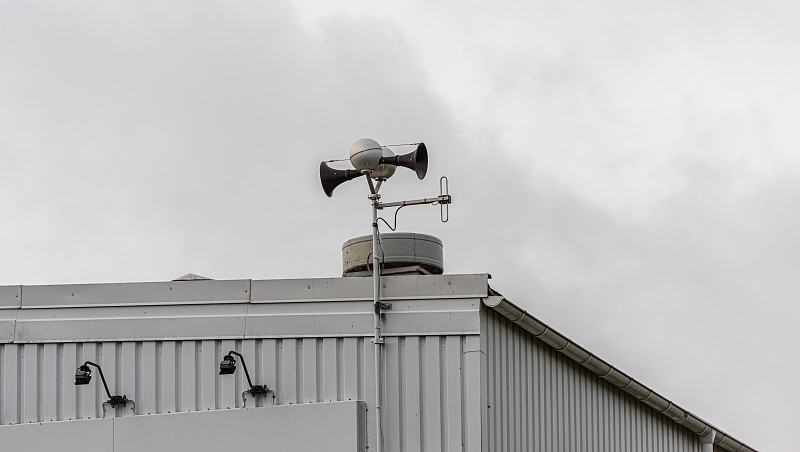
[75,365,92,385]
[219,351,268,397]
[73,361,128,407]
[219,355,236,375]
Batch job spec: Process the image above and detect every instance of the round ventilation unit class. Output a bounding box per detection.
[342,233,444,276]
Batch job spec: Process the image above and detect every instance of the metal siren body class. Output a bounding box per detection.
[320,138,429,197]
[381,142,427,180]
[320,162,365,197]
[349,138,396,180]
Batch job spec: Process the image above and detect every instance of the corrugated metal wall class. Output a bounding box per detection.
[0,335,481,452]
[483,308,703,452]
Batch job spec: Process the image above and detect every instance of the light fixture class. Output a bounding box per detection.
[74,361,128,407]
[219,351,268,397]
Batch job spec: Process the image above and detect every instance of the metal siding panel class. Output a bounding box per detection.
[198,340,215,411]
[482,309,706,452]
[478,313,489,452]
[424,335,442,451]
[484,314,494,452]
[178,341,195,412]
[510,328,518,452]
[444,335,463,451]
[1,334,474,452]
[21,343,37,423]
[42,344,58,422]
[281,338,297,404]
[403,336,422,452]
[499,325,508,452]
[1,344,17,424]
[160,341,177,413]
[342,337,359,401]
[302,338,318,403]
[139,342,157,415]
[463,335,481,452]
[261,339,278,406]
[322,337,339,402]
[60,343,78,421]
[384,336,401,452]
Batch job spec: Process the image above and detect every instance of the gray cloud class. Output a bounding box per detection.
[0,1,793,449]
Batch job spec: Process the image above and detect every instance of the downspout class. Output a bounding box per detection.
[700,429,716,452]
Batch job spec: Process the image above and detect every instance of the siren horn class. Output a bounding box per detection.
[320,161,366,197]
[379,143,428,180]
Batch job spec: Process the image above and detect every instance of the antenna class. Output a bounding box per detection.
[318,138,452,452]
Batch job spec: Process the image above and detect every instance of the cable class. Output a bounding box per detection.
[366,251,385,276]
[376,205,406,232]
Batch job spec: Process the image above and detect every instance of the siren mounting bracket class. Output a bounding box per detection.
[319,139,450,452]
[373,176,451,223]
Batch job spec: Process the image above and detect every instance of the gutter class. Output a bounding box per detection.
[482,293,757,452]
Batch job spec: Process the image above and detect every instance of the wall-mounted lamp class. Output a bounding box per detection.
[74,361,128,407]
[219,351,269,397]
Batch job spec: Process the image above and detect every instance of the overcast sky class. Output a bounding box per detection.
[1,1,797,449]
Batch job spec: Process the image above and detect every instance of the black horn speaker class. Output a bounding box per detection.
[379,143,428,180]
[320,162,365,197]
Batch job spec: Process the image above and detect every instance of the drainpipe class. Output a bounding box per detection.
[699,429,716,452]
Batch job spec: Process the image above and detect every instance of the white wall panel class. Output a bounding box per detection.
[0,402,365,452]
[0,334,480,452]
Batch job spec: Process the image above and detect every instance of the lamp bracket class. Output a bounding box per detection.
[248,385,269,397]
[109,395,128,407]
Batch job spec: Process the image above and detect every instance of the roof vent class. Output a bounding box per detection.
[173,273,212,281]
[342,233,443,276]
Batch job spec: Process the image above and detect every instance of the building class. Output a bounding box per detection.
[0,235,755,451]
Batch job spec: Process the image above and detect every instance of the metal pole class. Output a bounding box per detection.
[371,197,384,452]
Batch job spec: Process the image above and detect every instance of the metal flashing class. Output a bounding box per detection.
[21,279,251,308]
[0,285,21,309]
[14,304,248,342]
[251,274,488,303]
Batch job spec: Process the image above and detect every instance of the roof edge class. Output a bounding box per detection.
[482,293,757,452]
